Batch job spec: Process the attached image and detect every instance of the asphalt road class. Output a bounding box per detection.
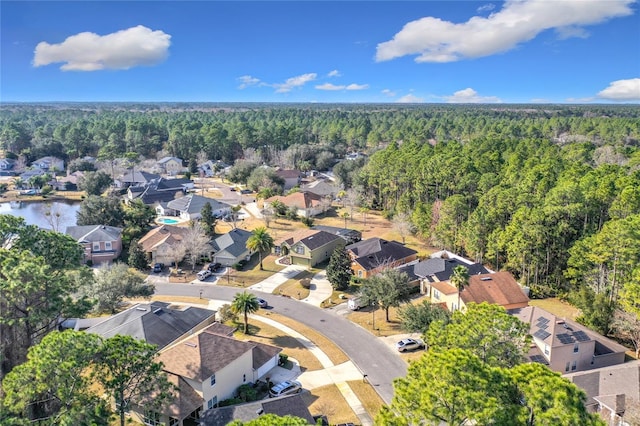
[153,282,407,404]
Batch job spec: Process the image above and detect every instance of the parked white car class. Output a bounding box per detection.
[269,380,302,398]
[197,270,212,281]
[396,338,425,352]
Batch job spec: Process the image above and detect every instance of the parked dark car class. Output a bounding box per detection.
[207,262,222,272]
[152,263,164,273]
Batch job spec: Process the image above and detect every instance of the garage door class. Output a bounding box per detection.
[291,257,310,266]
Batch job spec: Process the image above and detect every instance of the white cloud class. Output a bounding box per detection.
[477,3,495,13]
[328,70,341,77]
[396,94,424,103]
[597,78,640,101]
[237,75,261,89]
[33,25,171,71]
[382,89,396,97]
[316,82,369,91]
[444,88,501,103]
[376,0,634,63]
[273,73,317,93]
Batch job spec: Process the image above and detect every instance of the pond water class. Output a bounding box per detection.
[0,200,80,231]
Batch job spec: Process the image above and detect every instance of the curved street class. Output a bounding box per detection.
[153,282,407,405]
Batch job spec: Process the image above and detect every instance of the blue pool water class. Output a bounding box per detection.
[158,218,179,224]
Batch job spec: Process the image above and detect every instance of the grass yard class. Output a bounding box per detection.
[348,379,386,420]
[529,297,581,320]
[302,384,359,425]
[216,254,286,288]
[273,270,315,299]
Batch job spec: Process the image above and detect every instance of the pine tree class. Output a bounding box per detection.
[326,243,353,291]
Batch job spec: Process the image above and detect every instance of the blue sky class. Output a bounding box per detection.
[2,1,639,103]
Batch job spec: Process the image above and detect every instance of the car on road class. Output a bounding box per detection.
[257,298,268,308]
[396,338,425,352]
[197,270,212,281]
[152,263,164,273]
[229,187,236,192]
[269,380,302,398]
[240,189,252,194]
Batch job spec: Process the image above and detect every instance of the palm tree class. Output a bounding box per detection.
[246,226,274,270]
[450,265,470,312]
[231,291,260,334]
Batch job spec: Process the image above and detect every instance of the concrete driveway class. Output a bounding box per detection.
[248,264,306,293]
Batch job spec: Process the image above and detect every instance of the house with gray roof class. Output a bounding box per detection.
[86,301,217,350]
[116,170,161,188]
[0,158,16,172]
[65,224,123,265]
[301,179,339,199]
[211,228,254,266]
[167,193,231,221]
[346,238,418,278]
[127,176,194,205]
[274,228,343,267]
[311,224,361,244]
[157,156,184,175]
[31,156,64,173]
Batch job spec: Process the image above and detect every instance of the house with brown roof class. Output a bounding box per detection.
[148,324,282,425]
[275,169,302,190]
[424,271,529,312]
[265,191,324,218]
[199,393,316,425]
[345,238,418,279]
[138,225,196,265]
[512,306,627,375]
[274,229,343,267]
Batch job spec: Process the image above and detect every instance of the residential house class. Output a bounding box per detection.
[138,225,193,265]
[65,224,123,264]
[265,191,324,218]
[311,225,361,244]
[199,394,316,425]
[210,228,253,267]
[512,306,627,374]
[419,270,529,312]
[0,158,16,171]
[398,251,491,293]
[275,169,303,190]
[345,152,367,161]
[565,361,640,425]
[345,238,418,279]
[53,170,84,191]
[300,179,339,199]
[115,170,161,188]
[198,160,230,178]
[157,156,184,176]
[274,229,344,267]
[31,156,64,173]
[19,168,48,183]
[85,301,217,350]
[127,177,195,205]
[166,193,231,221]
[148,324,282,425]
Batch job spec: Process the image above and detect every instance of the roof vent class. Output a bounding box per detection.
[556,320,565,325]
[135,307,147,311]
[480,277,492,281]
[153,308,162,314]
[184,342,197,348]
[256,409,264,416]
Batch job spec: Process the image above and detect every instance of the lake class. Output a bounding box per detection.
[0,200,80,231]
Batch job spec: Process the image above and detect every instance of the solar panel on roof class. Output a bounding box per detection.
[573,331,590,342]
[530,355,549,364]
[536,317,550,324]
[539,324,549,330]
[556,333,574,344]
[533,329,551,340]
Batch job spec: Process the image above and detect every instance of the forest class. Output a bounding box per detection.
[1,102,639,336]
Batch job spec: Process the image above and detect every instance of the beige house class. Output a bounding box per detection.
[138,225,193,265]
[345,238,418,279]
[65,225,123,265]
[274,229,343,267]
[157,156,184,175]
[513,306,627,375]
[425,271,529,312]
[265,191,325,218]
[141,324,282,425]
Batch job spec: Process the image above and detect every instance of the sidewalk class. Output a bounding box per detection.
[247,264,306,293]
[251,314,374,426]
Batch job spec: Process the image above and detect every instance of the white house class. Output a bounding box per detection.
[157,157,184,175]
[166,194,231,221]
[31,156,65,173]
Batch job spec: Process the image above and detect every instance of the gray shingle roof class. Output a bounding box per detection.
[86,302,215,350]
[167,194,230,214]
[199,394,315,425]
[298,230,341,250]
[211,228,252,257]
[346,238,417,271]
[65,225,123,243]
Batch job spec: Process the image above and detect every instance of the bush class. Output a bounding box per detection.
[217,304,236,322]
[300,278,312,289]
[237,384,258,402]
[218,397,243,407]
[278,353,289,366]
[301,216,315,227]
[232,262,243,271]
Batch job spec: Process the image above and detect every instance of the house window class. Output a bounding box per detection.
[573,343,579,353]
[358,270,363,278]
[207,396,218,410]
[143,409,162,426]
[210,373,216,386]
[565,362,570,372]
[433,289,441,301]
[105,241,112,251]
[243,374,246,382]
[92,242,101,252]
[544,345,549,356]
[293,245,304,255]
[571,361,577,371]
